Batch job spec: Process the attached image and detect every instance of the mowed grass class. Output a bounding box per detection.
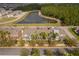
[6,19,61,26]
[0,17,16,22]
[5,23,61,26]
[68,27,79,41]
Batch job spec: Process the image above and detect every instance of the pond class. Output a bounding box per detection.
[16,11,57,24]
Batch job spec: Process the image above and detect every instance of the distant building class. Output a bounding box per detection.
[0,8,23,18]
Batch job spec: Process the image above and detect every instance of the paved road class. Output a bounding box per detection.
[0,48,71,56]
[59,26,79,47]
[60,27,76,40]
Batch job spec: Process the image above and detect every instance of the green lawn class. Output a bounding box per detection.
[4,23,60,26]
[0,17,16,22]
[69,27,79,41]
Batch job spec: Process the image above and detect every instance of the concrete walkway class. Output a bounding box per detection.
[58,26,78,41]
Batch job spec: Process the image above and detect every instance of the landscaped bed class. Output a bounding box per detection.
[69,27,79,41]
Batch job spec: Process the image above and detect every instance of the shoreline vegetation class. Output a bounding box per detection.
[15,4,79,26]
[0,10,60,26]
[0,4,79,26]
[14,10,60,26]
[38,10,61,25]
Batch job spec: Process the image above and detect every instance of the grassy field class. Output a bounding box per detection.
[69,27,79,41]
[2,23,60,26]
[0,17,16,22]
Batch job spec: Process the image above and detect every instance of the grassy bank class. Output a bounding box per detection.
[0,17,16,22]
[1,23,60,26]
[12,12,29,24]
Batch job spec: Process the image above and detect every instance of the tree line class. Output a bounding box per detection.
[15,4,41,11]
[41,4,79,25]
[20,48,79,56]
[15,3,79,25]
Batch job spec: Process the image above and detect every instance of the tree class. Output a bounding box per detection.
[44,49,53,56]
[63,37,77,47]
[41,4,79,26]
[39,32,48,40]
[71,48,79,56]
[31,48,40,56]
[48,32,57,46]
[65,48,79,56]
[31,33,38,40]
[48,32,57,40]
[20,48,30,56]
[0,30,17,47]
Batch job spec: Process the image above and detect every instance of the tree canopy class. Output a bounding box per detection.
[31,48,40,56]
[0,31,17,47]
[41,4,79,25]
[15,4,41,11]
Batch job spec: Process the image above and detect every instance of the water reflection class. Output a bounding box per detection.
[17,11,57,24]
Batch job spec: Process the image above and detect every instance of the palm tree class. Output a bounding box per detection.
[31,48,40,56]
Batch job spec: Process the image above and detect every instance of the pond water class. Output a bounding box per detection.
[17,11,57,24]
